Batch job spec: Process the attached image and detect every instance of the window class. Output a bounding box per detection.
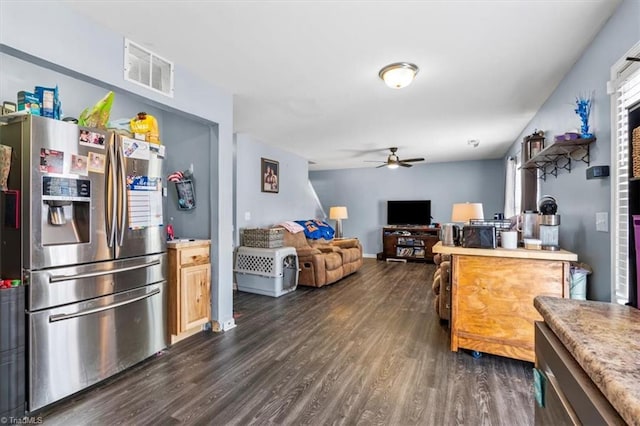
[504,155,522,218]
[515,155,522,215]
[611,43,640,305]
[124,39,174,97]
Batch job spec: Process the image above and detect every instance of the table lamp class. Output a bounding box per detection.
[329,206,348,238]
[451,202,484,224]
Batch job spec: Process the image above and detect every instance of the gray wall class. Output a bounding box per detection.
[504,0,640,301]
[0,53,167,126]
[163,114,215,241]
[234,133,320,244]
[310,159,505,256]
[1,2,236,329]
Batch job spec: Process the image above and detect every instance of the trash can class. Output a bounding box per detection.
[570,262,592,300]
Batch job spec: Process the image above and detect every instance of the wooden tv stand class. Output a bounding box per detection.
[382,225,440,263]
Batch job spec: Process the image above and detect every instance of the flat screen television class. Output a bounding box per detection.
[387,200,431,225]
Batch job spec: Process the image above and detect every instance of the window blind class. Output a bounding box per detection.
[613,60,640,305]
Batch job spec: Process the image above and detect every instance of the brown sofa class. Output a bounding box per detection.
[432,253,451,322]
[283,230,363,287]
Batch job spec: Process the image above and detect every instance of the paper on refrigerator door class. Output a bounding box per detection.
[126,176,163,229]
[0,144,12,190]
[122,137,150,160]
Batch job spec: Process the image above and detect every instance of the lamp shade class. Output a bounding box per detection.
[378,62,419,89]
[451,203,484,223]
[329,206,348,220]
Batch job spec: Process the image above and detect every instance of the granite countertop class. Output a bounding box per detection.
[534,296,640,425]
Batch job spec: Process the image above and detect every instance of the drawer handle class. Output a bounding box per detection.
[49,288,160,322]
[49,260,161,283]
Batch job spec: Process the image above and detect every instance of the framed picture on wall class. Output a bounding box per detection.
[261,158,279,193]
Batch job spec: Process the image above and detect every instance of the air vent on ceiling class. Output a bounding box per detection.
[124,38,174,97]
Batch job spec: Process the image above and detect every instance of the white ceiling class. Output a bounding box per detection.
[66,0,620,171]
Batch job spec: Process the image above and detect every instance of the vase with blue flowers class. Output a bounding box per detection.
[575,93,594,138]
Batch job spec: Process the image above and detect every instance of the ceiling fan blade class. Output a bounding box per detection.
[364,160,385,163]
[376,164,388,168]
[401,158,425,163]
[399,163,413,168]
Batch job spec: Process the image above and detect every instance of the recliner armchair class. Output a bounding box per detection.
[283,230,363,287]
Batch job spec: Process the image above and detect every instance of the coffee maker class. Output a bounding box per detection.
[538,196,560,250]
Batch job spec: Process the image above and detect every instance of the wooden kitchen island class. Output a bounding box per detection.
[432,242,577,362]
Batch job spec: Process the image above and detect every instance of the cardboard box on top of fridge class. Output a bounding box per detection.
[17,91,40,115]
[34,86,56,118]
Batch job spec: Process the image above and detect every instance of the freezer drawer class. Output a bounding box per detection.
[28,253,166,311]
[28,282,167,412]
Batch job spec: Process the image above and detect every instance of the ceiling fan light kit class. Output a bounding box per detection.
[372,147,425,169]
[378,62,419,89]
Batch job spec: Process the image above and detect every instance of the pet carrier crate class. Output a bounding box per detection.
[235,246,298,297]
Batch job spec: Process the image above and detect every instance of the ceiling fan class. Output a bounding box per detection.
[366,147,425,169]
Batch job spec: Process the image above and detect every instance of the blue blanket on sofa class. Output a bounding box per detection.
[295,220,335,240]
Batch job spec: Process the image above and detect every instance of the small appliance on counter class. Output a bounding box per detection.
[470,219,511,247]
[518,210,540,243]
[461,225,496,249]
[538,195,560,251]
[440,223,461,246]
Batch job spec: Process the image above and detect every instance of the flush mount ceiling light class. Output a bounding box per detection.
[378,62,419,89]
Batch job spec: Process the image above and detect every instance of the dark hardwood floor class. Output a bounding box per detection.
[40,259,534,425]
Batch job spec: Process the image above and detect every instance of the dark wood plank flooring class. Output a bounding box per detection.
[40,259,534,425]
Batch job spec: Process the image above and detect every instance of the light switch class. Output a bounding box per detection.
[596,212,608,232]
[244,211,251,221]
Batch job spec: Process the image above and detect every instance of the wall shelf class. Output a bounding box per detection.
[521,137,596,180]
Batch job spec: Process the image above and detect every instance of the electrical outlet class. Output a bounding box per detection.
[244,211,251,221]
[596,212,608,232]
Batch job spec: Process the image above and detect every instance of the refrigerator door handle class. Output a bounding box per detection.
[116,138,127,246]
[48,288,161,322]
[48,259,162,283]
[105,136,117,247]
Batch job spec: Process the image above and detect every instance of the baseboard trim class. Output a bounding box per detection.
[212,318,237,332]
[363,253,377,258]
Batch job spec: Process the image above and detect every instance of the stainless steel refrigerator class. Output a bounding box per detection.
[0,115,167,412]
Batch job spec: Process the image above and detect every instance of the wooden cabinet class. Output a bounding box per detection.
[432,242,577,362]
[534,322,624,425]
[168,239,211,344]
[382,226,439,262]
